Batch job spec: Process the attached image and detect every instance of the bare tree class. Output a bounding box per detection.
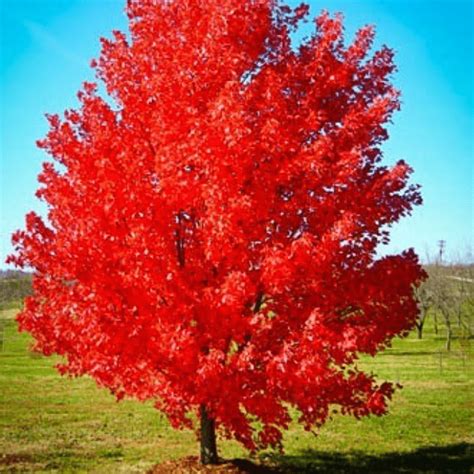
[414,282,433,339]
[427,264,455,351]
[449,260,474,336]
[426,255,474,352]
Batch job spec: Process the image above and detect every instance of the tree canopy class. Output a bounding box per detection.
[8,0,425,454]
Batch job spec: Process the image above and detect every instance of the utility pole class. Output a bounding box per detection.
[438,240,446,264]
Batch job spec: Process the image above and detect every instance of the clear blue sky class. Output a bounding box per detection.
[1,0,472,267]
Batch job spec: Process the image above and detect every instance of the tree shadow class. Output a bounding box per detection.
[264,443,473,474]
[379,351,438,357]
[2,444,472,473]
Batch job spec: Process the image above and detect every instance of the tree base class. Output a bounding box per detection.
[200,405,218,464]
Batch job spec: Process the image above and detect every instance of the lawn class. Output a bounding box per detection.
[0,307,472,473]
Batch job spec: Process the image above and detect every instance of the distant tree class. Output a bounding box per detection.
[432,270,455,351]
[425,253,474,352]
[7,0,424,464]
[450,262,474,338]
[414,283,432,339]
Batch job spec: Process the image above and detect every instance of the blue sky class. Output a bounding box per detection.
[1,0,472,267]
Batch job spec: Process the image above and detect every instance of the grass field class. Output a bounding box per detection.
[1,307,473,473]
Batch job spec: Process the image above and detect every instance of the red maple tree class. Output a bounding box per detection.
[8,0,425,464]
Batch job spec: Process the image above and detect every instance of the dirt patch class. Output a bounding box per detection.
[0,453,36,465]
[147,456,282,473]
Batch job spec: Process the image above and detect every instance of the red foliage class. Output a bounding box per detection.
[8,0,425,451]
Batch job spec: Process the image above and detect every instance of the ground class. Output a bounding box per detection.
[0,307,473,473]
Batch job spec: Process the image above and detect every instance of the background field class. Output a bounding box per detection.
[1,306,473,473]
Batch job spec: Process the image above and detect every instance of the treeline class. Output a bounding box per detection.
[0,270,31,280]
[0,272,32,308]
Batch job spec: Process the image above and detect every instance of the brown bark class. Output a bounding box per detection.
[200,405,218,464]
[416,322,423,339]
[445,319,452,352]
[433,312,439,335]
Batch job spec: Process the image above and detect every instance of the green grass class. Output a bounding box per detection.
[0,308,473,473]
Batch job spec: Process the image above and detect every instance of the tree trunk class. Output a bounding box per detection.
[433,313,439,335]
[416,323,423,339]
[200,405,218,465]
[441,309,453,352]
[445,321,452,352]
